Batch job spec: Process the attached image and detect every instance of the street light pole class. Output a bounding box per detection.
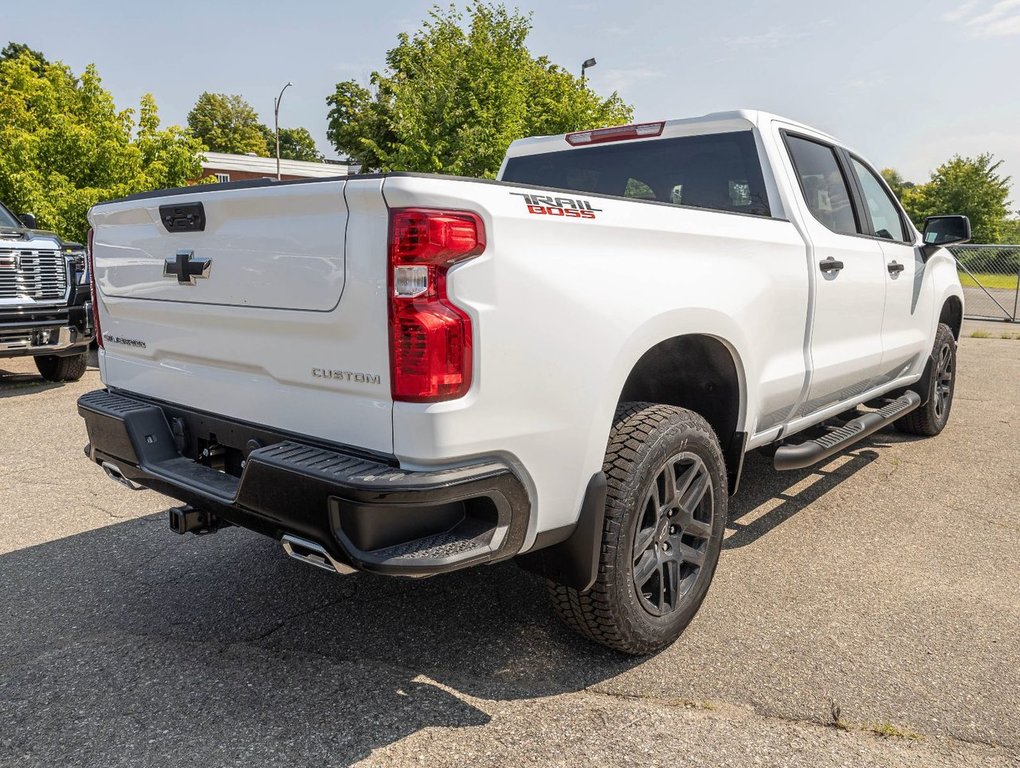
[581,57,597,82]
[274,81,293,181]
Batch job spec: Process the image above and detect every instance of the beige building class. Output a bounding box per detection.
[196,152,356,183]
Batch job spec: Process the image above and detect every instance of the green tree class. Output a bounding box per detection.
[900,154,1011,244]
[999,217,1020,244]
[1,42,48,73]
[260,124,323,162]
[187,92,269,156]
[880,168,914,199]
[326,2,633,177]
[0,49,205,243]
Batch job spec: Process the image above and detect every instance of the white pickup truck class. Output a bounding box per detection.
[79,111,968,654]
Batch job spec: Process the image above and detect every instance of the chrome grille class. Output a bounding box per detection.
[0,249,68,301]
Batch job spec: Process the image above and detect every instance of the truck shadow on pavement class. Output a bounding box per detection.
[0,515,641,766]
[0,429,912,766]
[0,367,63,398]
[725,447,878,549]
[0,350,99,398]
[725,425,923,549]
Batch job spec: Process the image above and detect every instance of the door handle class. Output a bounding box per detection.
[819,258,844,273]
[887,261,905,275]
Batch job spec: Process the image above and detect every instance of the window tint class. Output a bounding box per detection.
[785,135,858,236]
[851,158,908,242]
[0,202,20,229]
[502,131,771,216]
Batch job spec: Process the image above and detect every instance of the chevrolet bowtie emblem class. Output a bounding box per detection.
[164,249,211,285]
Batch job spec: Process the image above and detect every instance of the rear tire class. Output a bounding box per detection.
[547,402,727,655]
[34,352,88,383]
[895,323,956,437]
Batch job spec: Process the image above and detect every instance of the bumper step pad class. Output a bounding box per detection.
[366,518,494,563]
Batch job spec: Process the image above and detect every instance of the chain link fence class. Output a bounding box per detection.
[949,245,1020,322]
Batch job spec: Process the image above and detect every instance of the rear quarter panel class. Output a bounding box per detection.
[382,175,809,545]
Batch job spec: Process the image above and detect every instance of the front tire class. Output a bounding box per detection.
[895,323,956,436]
[34,352,88,383]
[547,402,727,655]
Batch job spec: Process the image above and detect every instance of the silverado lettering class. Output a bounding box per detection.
[103,334,146,349]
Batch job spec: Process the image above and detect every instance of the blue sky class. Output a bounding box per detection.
[8,0,1020,206]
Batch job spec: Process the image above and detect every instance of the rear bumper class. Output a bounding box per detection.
[77,389,530,576]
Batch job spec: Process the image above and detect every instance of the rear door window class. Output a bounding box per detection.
[502,131,772,217]
[784,134,860,236]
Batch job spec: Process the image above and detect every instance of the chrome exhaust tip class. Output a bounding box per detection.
[101,461,143,491]
[281,534,355,575]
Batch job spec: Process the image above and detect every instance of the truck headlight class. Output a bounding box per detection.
[70,252,88,285]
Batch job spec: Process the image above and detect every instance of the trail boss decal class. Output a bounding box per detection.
[510,192,601,220]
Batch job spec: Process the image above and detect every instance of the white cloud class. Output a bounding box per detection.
[724,26,808,50]
[980,14,1020,33]
[943,0,1020,35]
[944,0,981,21]
[596,67,665,94]
[847,74,889,90]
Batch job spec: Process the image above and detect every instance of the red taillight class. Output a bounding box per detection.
[87,227,102,348]
[388,208,484,402]
[565,121,665,146]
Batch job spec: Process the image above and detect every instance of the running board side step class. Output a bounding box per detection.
[774,391,921,471]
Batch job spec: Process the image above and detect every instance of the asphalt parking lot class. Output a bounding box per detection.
[1,336,1018,768]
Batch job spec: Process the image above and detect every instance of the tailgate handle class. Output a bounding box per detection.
[159,202,206,233]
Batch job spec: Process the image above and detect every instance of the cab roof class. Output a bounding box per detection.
[502,109,843,161]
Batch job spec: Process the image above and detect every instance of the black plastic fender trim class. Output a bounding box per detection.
[914,343,939,407]
[724,431,747,496]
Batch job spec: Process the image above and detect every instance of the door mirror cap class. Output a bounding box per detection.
[17,212,37,229]
[921,215,971,260]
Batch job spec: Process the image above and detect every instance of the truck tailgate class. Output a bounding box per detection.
[96,181,347,310]
[88,178,394,454]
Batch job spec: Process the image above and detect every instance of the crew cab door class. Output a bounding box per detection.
[779,130,887,416]
[844,155,934,383]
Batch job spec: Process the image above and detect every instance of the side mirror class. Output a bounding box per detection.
[921,214,971,260]
[18,212,37,229]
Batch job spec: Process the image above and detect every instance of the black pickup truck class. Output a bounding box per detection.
[0,200,93,381]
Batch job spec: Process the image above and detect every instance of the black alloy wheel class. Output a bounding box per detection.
[631,453,714,617]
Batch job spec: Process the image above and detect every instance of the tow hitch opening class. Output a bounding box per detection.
[168,505,226,535]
